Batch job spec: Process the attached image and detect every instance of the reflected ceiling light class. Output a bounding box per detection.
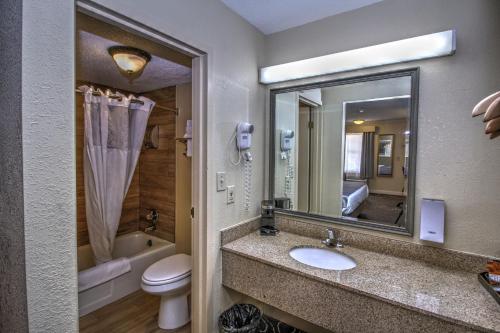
[259,30,455,84]
[108,46,151,80]
[353,120,365,125]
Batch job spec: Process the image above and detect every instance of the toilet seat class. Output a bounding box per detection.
[142,253,191,286]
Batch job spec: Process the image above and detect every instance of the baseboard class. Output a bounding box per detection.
[370,189,406,196]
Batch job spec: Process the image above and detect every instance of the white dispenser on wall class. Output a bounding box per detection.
[419,198,445,244]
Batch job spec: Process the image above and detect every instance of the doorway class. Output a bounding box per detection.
[75,3,208,332]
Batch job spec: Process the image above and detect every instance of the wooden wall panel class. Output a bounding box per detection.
[175,83,193,255]
[139,87,177,242]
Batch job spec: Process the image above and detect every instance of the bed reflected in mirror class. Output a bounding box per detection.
[271,69,418,235]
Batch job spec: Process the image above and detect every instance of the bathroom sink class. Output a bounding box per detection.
[289,246,356,270]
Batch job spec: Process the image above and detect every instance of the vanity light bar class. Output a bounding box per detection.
[259,30,456,84]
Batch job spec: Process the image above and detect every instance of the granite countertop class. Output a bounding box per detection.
[222,231,500,332]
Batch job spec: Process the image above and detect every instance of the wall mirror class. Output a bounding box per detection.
[270,69,418,235]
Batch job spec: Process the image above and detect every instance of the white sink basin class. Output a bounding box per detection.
[289,246,356,270]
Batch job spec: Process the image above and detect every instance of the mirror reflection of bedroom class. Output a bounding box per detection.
[342,96,410,227]
[273,75,412,229]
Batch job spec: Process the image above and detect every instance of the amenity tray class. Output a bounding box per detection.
[478,272,500,305]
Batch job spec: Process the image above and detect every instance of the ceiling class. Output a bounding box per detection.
[345,97,410,123]
[221,0,383,35]
[77,31,191,93]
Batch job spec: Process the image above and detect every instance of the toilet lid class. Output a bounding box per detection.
[142,254,191,285]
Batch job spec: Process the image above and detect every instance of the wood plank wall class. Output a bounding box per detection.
[76,84,177,246]
[139,87,177,242]
[174,83,192,255]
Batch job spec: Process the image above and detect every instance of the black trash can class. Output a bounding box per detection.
[218,304,262,333]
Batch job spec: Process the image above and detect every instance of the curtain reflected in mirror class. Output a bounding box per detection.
[271,70,418,234]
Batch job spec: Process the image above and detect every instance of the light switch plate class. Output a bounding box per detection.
[216,172,226,192]
[227,185,235,204]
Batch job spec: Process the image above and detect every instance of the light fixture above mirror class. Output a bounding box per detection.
[260,30,455,84]
[108,46,151,80]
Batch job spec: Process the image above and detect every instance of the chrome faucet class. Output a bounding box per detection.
[322,228,343,248]
[144,209,159,232]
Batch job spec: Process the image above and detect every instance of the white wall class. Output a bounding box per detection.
[265,0,500,257]
[22,0,78,332]
[312,90,345,216]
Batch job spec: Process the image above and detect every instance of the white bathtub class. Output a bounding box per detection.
[77,231,175,316]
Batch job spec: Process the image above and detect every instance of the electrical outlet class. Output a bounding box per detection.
[227,185,235,204]
[216,172,226,192]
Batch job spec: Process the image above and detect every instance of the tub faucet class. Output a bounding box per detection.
[322,228,343,248]
[145,209,159,232]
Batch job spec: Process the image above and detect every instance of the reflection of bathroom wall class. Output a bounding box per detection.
[274,92,299,209]
[139,87,177,242]
[76,84,140,247]
[297,105,311,212]
[309,89,345,217]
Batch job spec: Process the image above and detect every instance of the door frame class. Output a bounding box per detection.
[76,1,208,331]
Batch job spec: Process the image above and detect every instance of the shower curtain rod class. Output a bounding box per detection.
[75,88,179,116]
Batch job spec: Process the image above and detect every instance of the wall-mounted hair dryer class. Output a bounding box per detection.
[236,122,254,161]
[280,129,294,152]
[229,122,255,212]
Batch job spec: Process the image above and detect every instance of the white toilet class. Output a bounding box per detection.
[141,253,192,330]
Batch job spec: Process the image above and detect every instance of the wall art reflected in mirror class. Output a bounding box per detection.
[376,134,395,177]
[270,69,418,234]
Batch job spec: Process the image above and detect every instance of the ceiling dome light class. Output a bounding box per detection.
[108,46,151,79]
[353,119,365,125]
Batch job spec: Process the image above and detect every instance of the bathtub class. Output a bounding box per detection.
[77,231,175,316]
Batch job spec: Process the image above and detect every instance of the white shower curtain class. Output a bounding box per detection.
[81,86,155,264]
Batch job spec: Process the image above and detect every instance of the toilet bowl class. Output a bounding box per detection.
[141,253,191,330]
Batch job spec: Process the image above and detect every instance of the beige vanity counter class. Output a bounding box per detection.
[222,229,500,332]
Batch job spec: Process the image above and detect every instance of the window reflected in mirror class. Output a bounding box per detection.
[271,70,417,234]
